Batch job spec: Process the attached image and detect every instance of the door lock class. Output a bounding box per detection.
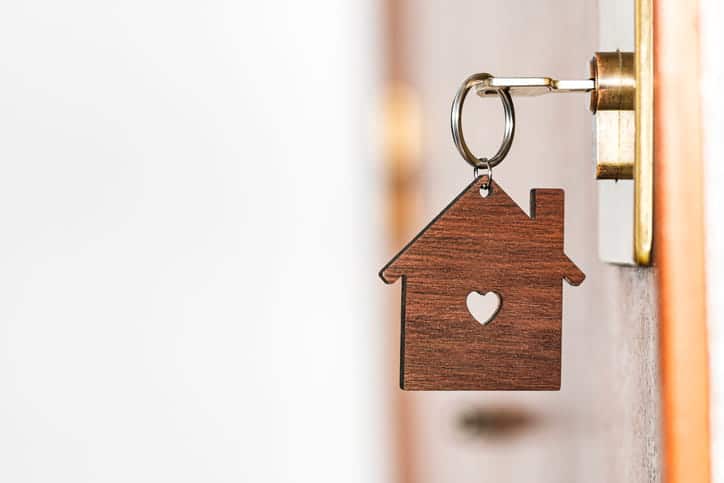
[475,51,635,180]
[474,49,651,266]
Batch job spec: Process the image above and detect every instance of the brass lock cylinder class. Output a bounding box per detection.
[591,51,635,180]
[589,51,635,113]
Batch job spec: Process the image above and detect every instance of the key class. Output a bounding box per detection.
[475,76,594,97]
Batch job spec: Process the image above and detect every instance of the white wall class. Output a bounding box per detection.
[701,0,724,481]
[0,2,387,482]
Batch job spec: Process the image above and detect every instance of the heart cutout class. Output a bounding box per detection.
[466,291,502,326]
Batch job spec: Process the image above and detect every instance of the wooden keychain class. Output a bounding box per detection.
[380,73,585,390]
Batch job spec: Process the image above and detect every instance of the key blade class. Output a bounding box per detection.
[475,77,554,97]
[475,77,594,97]
[552,79,595,92]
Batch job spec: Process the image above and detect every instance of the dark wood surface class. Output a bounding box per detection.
[380,177,584,390]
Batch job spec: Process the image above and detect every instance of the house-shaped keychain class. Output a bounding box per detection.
[380,178,585,390]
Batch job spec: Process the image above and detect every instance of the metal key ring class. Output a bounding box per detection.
[451,73,515,169]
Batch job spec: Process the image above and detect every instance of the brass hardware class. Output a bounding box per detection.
[591,51,635,181]
[634,0,654,265]
[595,110,635,180]
[589,51,635,112]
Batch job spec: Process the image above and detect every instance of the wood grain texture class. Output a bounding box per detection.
[380,177,584,390]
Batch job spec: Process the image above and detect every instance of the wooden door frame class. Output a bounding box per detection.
[655,0,711,482]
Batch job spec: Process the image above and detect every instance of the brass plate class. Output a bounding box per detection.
[635,0,654,265]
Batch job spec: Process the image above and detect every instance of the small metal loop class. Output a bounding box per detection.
[451,73,515,169]
[475,160,492,197]
[473,159,492,184]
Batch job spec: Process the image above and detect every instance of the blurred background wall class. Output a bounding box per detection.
[0,1,387,482]
[702,0,724,481]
